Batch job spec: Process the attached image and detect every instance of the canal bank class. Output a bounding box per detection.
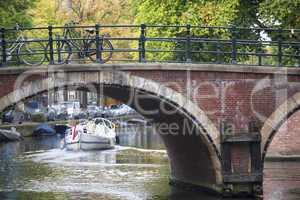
[0,121,68,137]
[1,122,300,162]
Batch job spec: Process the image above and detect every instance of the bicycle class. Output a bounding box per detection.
[47,22,113,64]
[1,24,47,66]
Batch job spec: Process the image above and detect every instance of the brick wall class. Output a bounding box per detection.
[1,67,300,158]
[132,70,300,134]
[267,111,300,156]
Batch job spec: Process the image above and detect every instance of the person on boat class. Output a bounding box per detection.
[86,118,96,135]
[68,120,83,141]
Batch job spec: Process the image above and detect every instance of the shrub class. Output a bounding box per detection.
[31,112,46,123]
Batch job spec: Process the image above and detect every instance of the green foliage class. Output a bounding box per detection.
[131,0,300,66]
[258,1,300,66]
[1,0,299,66]
[29,0,134,26]
[27,0,136,61]
[31,112,46,123]
[131,0,260,62]
[0,0,36,27]
[259,0,300,29]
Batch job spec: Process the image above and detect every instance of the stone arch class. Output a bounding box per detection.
[0,69,222,192]
[261,92,300,161]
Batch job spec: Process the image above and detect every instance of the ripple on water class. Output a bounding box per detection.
[13,146,169,200]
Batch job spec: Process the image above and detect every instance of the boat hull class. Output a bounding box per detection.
[0,129,23,142]
[65,133,115,151]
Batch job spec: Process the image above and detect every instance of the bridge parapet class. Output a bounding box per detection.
[1,24,299,67]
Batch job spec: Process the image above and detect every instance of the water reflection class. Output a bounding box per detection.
[0,128,299,200]
[117,125,164,150]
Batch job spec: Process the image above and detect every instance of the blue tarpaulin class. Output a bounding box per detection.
[33,123,56,136]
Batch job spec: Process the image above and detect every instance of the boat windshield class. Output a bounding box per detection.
[94,118,113,129]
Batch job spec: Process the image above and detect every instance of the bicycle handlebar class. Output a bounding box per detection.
[65,21,80,26]
[15,24,21,31]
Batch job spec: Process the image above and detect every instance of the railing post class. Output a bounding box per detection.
[231,25,237,64]
[48,26,54,65]
[298,46,300,67]
[95,24,102,63]
[1,28,6,67]
[186,24,191,62]
[56,34,61,64]
[257,41,262,66]
[277,28,283,67]
[216,40,221,64]
[255,29,262,66]
[139,24,146,62]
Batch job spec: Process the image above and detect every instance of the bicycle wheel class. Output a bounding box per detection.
[18,40,47,66]
[87,39,113,63]
[46,40,72,64]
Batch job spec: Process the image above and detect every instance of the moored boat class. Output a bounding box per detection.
[65,118,116,151]
[0,127,23,142]
[32,123,56,137]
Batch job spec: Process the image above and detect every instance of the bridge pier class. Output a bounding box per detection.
[220,121,263,197]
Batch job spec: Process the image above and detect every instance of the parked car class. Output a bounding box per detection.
[2,110,14,123]
[25,100,43,114]
[86,105,107,118]
[109,104,136,116]
[73,110,88,120]
[86,105,100,118]
[49,101,81,120]
[49,104,68,120]
[100,106,114,118]
[2,109,28,124]
[60,101,81,119]
[25,100,48,121]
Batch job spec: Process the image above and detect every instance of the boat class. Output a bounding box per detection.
[64,118,116,151]
[0,127,23,142]
[32,123,56,136]
[54,124,70,138]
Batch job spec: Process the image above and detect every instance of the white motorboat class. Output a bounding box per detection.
[65,118,116,151]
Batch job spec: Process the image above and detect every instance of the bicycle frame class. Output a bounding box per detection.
[62,25,96,53]
[64,28,86,47]
[51,23,113,63]
[6,34,26,60]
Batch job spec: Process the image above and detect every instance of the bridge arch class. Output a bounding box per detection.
[0,69,222,192]
[261,92,300,161]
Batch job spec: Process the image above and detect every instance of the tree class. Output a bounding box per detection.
[0,0,37,27]
[259,0,300,29]
[28,0,136,61]
[130,0,261,62]
[131,0,300,66]
[258,1,300,66]
[29,0,133,25]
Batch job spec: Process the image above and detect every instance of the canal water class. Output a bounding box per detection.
[0,126,300,200]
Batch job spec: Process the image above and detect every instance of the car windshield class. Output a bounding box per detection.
[87,106,97,110]
[62,102,76,109]
[26,101,39,109]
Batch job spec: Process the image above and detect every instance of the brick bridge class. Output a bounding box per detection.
[0,63,300,196]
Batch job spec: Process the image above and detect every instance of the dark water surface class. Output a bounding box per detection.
[0,129,299,200]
